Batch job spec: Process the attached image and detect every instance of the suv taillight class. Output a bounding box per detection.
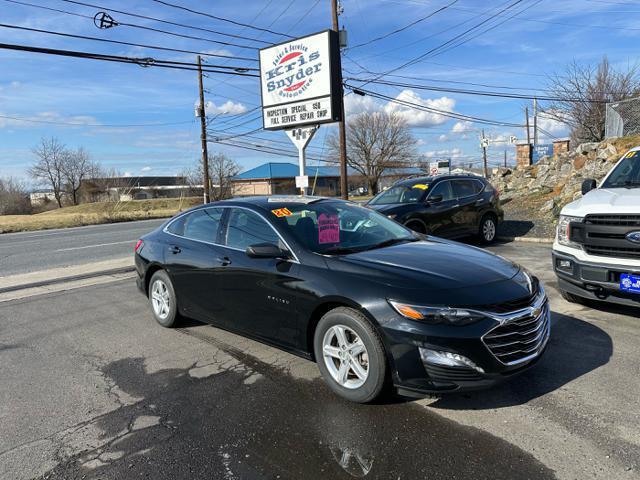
[134,239,144,253]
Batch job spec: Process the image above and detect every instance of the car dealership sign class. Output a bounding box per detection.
[259,30,343,130]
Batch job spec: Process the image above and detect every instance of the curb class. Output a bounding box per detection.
[496,236,554,244]
[0,266,135,295]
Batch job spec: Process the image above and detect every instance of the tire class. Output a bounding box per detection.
[148,270,180,327]
[560,289,585,305]
[478,214,497,244]
[313,307,388,403]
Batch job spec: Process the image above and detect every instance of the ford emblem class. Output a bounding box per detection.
[626,231,640,244]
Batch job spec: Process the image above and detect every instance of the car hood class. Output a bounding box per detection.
[561,188,640,217]
[326,238,522,294]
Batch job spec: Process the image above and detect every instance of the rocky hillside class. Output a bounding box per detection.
[492,135,640,225]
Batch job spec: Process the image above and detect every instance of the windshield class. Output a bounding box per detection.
[368,184,428,205]
[602,151,640,188]
[271,201,417,255]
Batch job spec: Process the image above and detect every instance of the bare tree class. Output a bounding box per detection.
[182,152,240,201]
[61,147,99,205]
[29,137,67,208]
[328,111,416,194]
[546,56,640,144]
[0,177,31,215]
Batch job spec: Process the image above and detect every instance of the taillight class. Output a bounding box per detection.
[134,239,144,253]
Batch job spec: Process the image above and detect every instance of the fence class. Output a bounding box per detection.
[605,96,640,138]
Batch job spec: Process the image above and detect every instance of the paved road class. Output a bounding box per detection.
[1,243,638,479]
[0,219,165,276]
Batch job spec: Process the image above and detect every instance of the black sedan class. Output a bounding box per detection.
[367,174,504,243]
[134,196,549,403]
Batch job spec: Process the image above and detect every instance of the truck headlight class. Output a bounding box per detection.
[557,215,583,248]
[389,300,485,326]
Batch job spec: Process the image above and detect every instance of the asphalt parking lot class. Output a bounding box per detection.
[1,242,638,480]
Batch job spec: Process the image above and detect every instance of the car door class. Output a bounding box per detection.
[215,207,301,348]
[163,207,228,323]
[451,179,482,235]
[422,180,458,237]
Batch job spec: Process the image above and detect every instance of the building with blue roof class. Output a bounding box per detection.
[232,162,342,196]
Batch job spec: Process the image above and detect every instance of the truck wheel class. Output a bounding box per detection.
[560,289,585,305]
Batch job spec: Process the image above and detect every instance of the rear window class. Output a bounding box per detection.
[369,184,428,205]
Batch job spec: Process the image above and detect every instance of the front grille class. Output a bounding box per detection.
[586,215,640,227]
[483,302,550,366]
[585,245,640,259]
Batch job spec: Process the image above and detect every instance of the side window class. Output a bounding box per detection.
[225,209,281,250]
[452,180,477,199]
[166,215,186,236]
[428,181,453,201]
[180,208,223,243]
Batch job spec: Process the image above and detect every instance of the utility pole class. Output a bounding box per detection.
[533,98,538,146]
[197,55,210,204]
[331,0,349,200]
[481,129,488,178]
[525,106,531,145]
[504,149,507,168]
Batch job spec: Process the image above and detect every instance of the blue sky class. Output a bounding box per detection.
[0,0,638,182]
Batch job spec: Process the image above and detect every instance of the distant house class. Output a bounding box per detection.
[80,176,199,203]
[29,189,62,206]
[232,162,342,197]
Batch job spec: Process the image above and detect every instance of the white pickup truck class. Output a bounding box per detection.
[553,147,640,308]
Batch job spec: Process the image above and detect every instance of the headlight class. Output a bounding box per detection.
[389,300,485,325]
[557,215,583,247]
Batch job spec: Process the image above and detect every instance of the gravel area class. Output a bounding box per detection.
[498,196,557,240]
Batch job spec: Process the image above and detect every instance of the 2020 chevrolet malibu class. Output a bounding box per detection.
[134,196,550,403]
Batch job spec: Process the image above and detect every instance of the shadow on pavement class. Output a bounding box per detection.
[430,311,612,410]
[42,352,557,479]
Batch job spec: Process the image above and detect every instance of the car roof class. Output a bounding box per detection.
[392,174,484,187]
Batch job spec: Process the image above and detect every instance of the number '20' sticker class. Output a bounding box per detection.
[271,208,292,217]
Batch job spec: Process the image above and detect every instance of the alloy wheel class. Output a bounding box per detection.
[322,325,370,389]
[483,218,496,242]
[151,280,171,320]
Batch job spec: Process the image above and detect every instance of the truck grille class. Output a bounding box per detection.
[585,215,640,227]
[482,301,550,366]
[570,215,640,259]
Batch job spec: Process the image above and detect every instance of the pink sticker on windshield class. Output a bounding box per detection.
[318,213,340,244]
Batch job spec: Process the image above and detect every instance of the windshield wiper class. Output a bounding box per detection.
[361,237,417,252]
[322,246,362,255]
[624,181,640,188]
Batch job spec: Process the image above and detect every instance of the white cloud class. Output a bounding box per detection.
[344,94,379,117]
[141,166,152,172]
[438,134,448,142]
[0,111,98,129]
[123,171,133,178]
[425,148,463,158]
[537,111,570,138]
[203,100,247,115]
[384,90,455,127]
[452,121,474,134]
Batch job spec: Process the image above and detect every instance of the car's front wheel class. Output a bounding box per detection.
[314,307,388,403]
[148,270,180,327]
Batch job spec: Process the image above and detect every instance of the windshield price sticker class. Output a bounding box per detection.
[318,213,340,244]
[412,184,429,190]
[625,151,639,158]
[271,208,293,217]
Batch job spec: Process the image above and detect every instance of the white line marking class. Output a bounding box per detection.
[55,240,135,252]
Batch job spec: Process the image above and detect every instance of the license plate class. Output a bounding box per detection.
[620,274,640,294]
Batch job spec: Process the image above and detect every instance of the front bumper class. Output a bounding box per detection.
[382,289,550,395]
[552,250,640,308]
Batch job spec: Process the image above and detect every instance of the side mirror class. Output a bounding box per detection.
[246,242,289,259]
[581,179,597,195]
[428,194,443,204]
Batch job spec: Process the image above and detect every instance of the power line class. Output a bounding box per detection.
[348,0,460,50]
[3,0,259,51]
[0,113,194,127]
[147,0,293,38]
[288,0,322,32]
[345,84,525,127]
[0,22,259,63]
[346,77,612,103]
[0,42,260,76]
[55,0,269,45]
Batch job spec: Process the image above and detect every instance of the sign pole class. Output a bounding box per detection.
[331,0,349,200]
[287,126,318,196]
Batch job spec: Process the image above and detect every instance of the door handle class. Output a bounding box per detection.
[217,256,232,266]
[169,245,181,254]
[475,198,486,205]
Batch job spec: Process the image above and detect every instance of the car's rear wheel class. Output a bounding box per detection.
[314,307,387,403]
[404,219,427,234]
[478,214,497,243]
[148,270,179,327]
